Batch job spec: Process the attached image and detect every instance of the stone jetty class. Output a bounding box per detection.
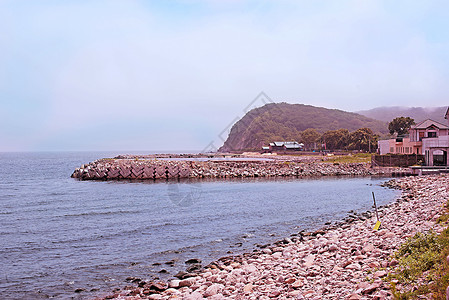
[72,154,405,180]
[97,174,449,299]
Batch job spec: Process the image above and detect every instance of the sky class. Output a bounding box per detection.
[1,0,449,152]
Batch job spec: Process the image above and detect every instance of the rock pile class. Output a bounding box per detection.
[98,175,449,299]
[72,158,404,180]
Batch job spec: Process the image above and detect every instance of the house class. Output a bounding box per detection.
[266,141,303,152]
[269,142,287,151]
[284,141,303,150]
[378,108,449,166]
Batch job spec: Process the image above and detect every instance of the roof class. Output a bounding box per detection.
[411,119,449,130]
[273,142,285,147]
[285,144,301,149]
[446,107,449,119]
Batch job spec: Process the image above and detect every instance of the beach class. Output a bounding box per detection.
[99,174,449,299]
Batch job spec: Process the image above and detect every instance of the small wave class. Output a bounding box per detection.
[62,210,141,217]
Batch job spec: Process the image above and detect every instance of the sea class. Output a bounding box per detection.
[0,152,400,299]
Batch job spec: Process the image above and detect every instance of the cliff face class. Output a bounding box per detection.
[218,102,388,152]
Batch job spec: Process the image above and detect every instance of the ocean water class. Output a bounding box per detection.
[0,152,400,299]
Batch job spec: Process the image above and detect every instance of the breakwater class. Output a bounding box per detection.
[71,155,404,180]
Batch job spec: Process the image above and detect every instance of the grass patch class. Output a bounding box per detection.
[323,153,372,164]
[387,204,449,299]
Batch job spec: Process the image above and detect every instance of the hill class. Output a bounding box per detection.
[219,103,388,152]
[356,106,447,124]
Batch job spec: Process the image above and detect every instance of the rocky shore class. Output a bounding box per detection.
[98,174,449,299]
[72,155,407,180]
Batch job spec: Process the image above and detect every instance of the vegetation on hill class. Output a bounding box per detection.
[219,102,388,152]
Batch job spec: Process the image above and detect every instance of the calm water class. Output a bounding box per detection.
[0,152,400,300]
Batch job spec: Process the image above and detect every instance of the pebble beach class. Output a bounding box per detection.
[98,174,449,300]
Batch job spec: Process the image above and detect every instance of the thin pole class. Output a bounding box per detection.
[372,192,379,221]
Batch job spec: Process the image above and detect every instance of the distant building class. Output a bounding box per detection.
[264,141,303,152]
[378,108,449,166]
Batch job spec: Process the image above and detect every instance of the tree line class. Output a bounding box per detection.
[297,117,416,152]
[299,127,378,152]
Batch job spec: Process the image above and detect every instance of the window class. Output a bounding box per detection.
[390,147,394,153]
[428,132,437,138]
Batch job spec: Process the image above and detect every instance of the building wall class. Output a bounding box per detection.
[410,127,449,142]
[422,135,449,149]
[378,138,420,155]
[378,140,390,155]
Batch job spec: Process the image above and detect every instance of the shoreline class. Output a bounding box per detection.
[97,174,449,299]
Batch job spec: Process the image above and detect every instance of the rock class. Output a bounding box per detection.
[243,265,257,274]
[169,280,181,288]
[179,278,196,287]
[362,244,375,254]
[285,277,296,284]
[186,258,202,264]
[345,263,361,270]
[184,291,204,300]
[303,255,315,267]
[164,259,176,266]
[203,283,224,297]
[149,281,167,291]
[243,283,254,293]
[165,288,180,295]
[384,232,395,238]
[186,263,202,273]
[125,276,138,282]
[291,280,303,289]
[346,294,361,300]
[362,283,380,294]
[175,271,196,279]
[329,244,338,251]
[148,294,162,300]
[263,248,272,255]
[373,270,387,278]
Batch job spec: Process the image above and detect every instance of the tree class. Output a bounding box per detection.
[388,117,415,136]
[348,128,378,152]
[321,129,350,150]
[300,128,321,150]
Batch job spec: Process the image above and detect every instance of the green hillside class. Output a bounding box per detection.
[219,102,388,152]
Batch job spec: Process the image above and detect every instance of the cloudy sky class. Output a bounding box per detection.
[1,0,448,152]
